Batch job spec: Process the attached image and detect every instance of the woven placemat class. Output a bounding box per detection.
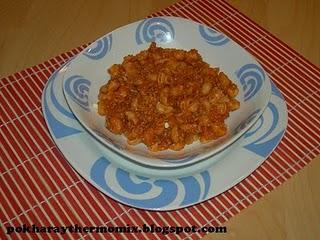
[1,0,319,239]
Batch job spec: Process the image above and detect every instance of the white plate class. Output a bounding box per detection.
[42,62,287,211]
[62,16,272,168]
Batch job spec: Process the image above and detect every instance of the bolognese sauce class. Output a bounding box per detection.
[98,42,240,152]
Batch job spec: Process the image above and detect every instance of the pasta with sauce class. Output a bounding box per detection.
[98,42,240,152]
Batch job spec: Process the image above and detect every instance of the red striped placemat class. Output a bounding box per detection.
[1,0,319,239]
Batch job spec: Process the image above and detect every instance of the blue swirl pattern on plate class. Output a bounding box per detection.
[50,71,75,119]
[43,64,82,138]
[199,25,230,46]
[83,35,112,60]
[237,64,265,101]
[136,17,175,44]
[90,157,211,208]
[242,83,285,157]
[64,75,91,111]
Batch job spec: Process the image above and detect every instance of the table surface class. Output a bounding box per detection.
[1,0,319,239]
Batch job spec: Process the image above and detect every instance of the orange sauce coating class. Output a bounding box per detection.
[98,42,240,152]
